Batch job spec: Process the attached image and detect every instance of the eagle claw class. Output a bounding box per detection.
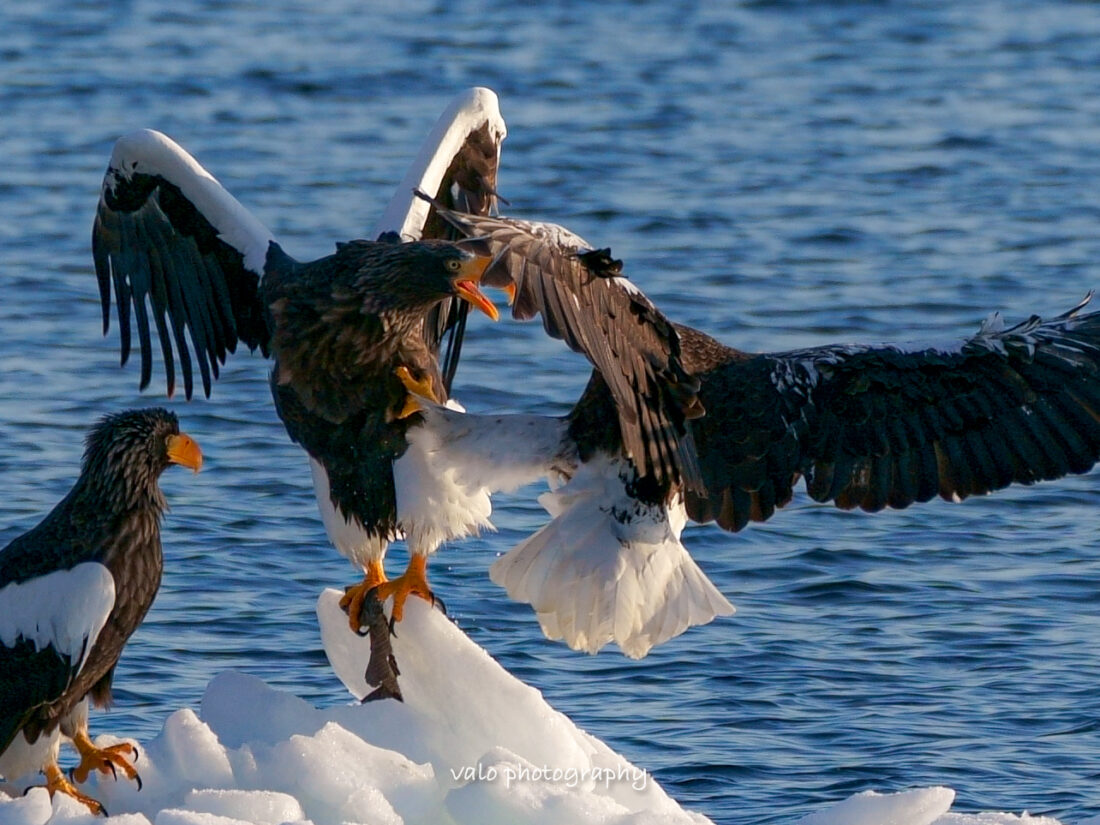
[70,735,140,789]
[340,561,389,634]
[44,763,108,816]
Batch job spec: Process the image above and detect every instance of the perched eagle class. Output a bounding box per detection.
[0,408,202,812]
[91,88,699,635]
[423,204,1100,658]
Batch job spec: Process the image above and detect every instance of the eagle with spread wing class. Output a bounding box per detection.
[427,204,1100,657]
[91,89,701,654]
[92,90,504,630]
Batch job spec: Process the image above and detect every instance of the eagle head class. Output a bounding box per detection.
[82,408,202,509]
[353,240,498,321]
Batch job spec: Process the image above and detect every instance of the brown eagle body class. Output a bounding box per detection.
[258,239,493,546]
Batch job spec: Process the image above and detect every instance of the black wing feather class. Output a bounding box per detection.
[0,639,80,755]
[94,138,272,399]
[412,123,504,395]
[683,298,1100,531]
[421,203,704,494]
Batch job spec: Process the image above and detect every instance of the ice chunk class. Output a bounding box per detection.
[0,789,52,825]
[316,589,706,823]
[796,787,954,825]
[182,790,304,825]
[1,589,1076,825]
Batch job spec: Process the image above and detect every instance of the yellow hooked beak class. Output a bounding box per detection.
[452,255,499,321]
[166,433,203,473]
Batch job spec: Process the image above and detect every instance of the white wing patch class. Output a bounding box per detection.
[374,87,507,240]
[394,404,569,554]
[510,217,593,252]
[501,218,647,295]
[0,562,116,672]
[106,129,276,275]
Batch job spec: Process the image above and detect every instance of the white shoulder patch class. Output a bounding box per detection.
[107,129,276,275]
[611,275,643,297]
[0,562,116,672]
[523,220,591,251]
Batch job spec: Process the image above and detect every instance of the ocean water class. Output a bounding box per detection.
[2,1,1100,822]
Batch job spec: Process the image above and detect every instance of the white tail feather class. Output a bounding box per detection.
[490,458,734,658]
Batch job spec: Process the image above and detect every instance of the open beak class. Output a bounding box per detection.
[167,433,203,473]
[452,255,499,321]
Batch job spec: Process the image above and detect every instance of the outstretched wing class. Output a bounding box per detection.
[93,129,277,399]
[424,204,704,493]
[371,87,507,394]
[682,297,1100,531]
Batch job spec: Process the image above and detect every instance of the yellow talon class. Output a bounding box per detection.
[373,555,434,624]
[70,728,140,787]
[395,366,438,399]
[396,394,423,419]
[394,366,442,419]
[340,560,388,633]
[44,762,106,815]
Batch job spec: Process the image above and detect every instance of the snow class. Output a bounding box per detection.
[0,593,1089,825]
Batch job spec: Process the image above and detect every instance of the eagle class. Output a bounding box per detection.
[0,408,202,812]
[419,203,1100,658]
[91,88,699,635]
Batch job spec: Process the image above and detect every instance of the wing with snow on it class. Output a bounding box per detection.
[420,201,704,494]
[683,295,1100,532]
[374,86,507,394]
[0,562,115,751]
[490,455,733,658]
[93,128,277,399]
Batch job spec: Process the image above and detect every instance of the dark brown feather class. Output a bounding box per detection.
[1,409,184,753]
[420,202,704,495]
[682,298,1100,531]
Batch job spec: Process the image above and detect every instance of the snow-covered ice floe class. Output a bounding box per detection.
[0,592,1085,825]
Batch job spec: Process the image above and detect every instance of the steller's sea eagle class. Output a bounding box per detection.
[420,204,1100,658]
[0,408,201,812]
[91,88,700,640]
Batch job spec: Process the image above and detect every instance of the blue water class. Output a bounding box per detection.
[3,1,1100,822]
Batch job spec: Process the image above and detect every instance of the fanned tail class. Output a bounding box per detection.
[489,458,734,658]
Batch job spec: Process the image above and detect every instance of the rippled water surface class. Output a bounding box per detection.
[4,2,1100,822]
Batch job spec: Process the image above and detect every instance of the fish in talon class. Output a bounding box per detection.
[358,588,403,703]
